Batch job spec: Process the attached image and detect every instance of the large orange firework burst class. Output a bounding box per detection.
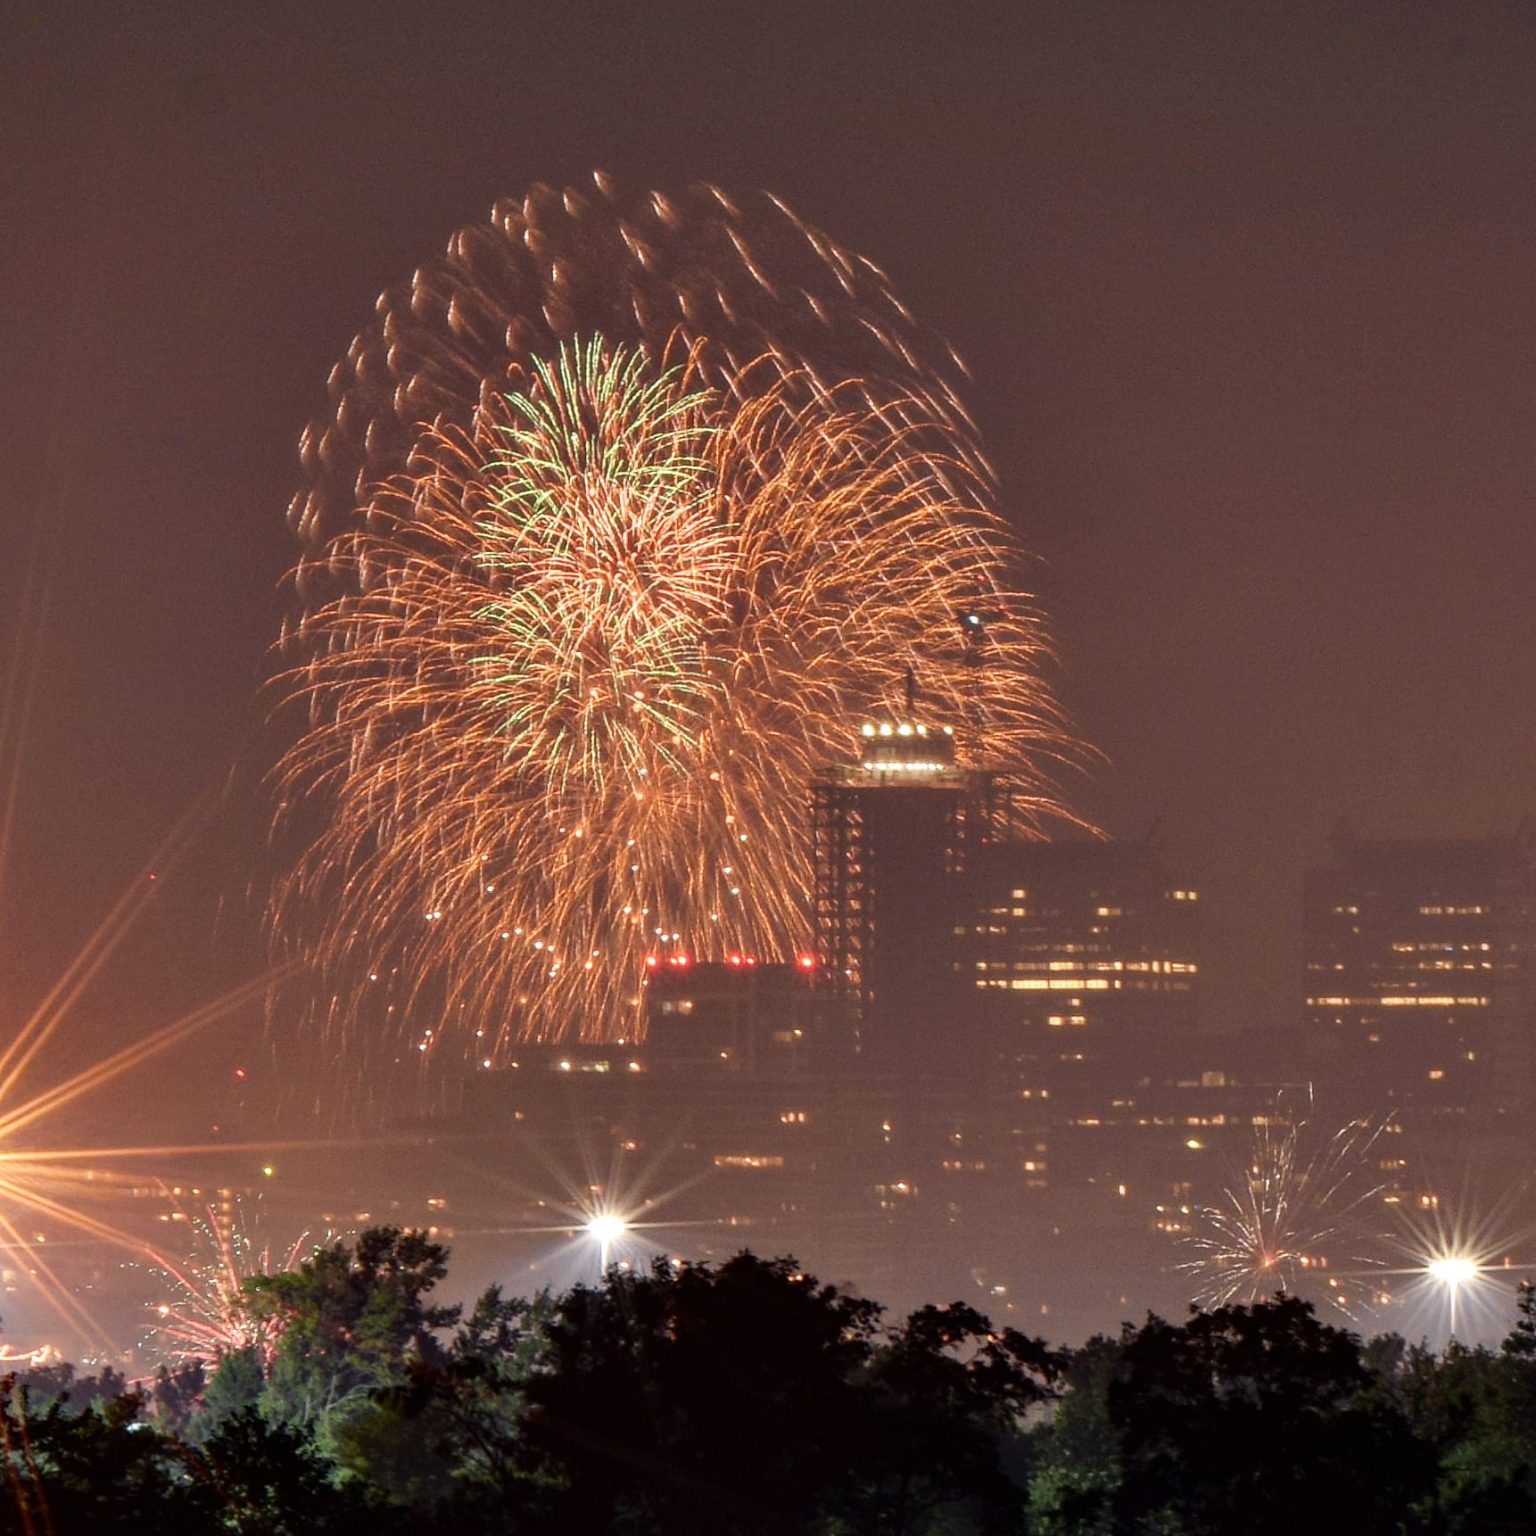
[290,176,983,549]
[274,180,1078,1049]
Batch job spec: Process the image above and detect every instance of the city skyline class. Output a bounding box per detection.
[2,2,1534,1364]
[5,5,1535,1054]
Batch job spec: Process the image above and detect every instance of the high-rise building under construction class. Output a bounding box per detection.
[811,714,1008,1075]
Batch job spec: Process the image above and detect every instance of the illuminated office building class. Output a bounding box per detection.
[811,714,1008,1075]
[1302,829,1536,1121]
[966,838,1200,1046]
[645,957,816,1076]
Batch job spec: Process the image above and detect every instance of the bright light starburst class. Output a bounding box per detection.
[0,529,314,1355]
[1375,1172,1536,1345]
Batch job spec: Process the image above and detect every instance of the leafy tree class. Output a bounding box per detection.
[1502,1279,1536,1359]
[27,1249,1536,1534]
[0,1375,217,1533]
[192,1344,265,1443]
[9,1360,131,1417]
[380,1284,556,1505]
[1024,1333,1125,1536]
[1371,1316,1536,1535]
[835,1300,1060,1535]
[1107,1295,1426,1536]
[507,1253,1055,1536]
[241,1226,457,1450]
[150,1361,207,1439]
[515,1252,883,1535]
[194,1406,393,1535]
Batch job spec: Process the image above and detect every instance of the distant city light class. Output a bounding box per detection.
[1426,1254,1478,1288]
[586,1211,629,1272]
[586,1213,627,1245]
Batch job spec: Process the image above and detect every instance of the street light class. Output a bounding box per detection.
[1426,1253,1479,1338]
[586,1211,627,1273]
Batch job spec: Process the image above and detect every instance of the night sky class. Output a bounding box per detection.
[3,0,1534,1114]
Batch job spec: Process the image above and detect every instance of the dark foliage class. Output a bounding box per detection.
[1,1234,1532,1536]
[0,1376,215,1534]
[1107,1295,1429,1536]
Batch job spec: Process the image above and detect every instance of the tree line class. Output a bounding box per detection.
[2,1228,1534,1534]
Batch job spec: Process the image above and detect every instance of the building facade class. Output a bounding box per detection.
[1302,828,1536,1125]
[811,716,1008,1075]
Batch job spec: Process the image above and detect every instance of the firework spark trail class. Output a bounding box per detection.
[141,1198,314,1364]
[1180,1092,1389,1316]
[290,177,989,555]
[274,324,1077,1048]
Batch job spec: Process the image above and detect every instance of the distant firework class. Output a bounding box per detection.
[1181,1095,1388,1317]
[275,178,1077,1048]
[144,1201,312,1365]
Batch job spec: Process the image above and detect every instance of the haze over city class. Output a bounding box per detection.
[2,0,1533,1399]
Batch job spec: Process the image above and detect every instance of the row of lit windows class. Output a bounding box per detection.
[975,958,1197,975]
[981,978,1115,991]
[1310,960,1503,972]
[1332,904,1489,918]
[1306,994,1490,1008]
[1378,993,1491,1007]
[985,907,1196,923]
[990,906,1197,921]
[977,936,1121,951]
